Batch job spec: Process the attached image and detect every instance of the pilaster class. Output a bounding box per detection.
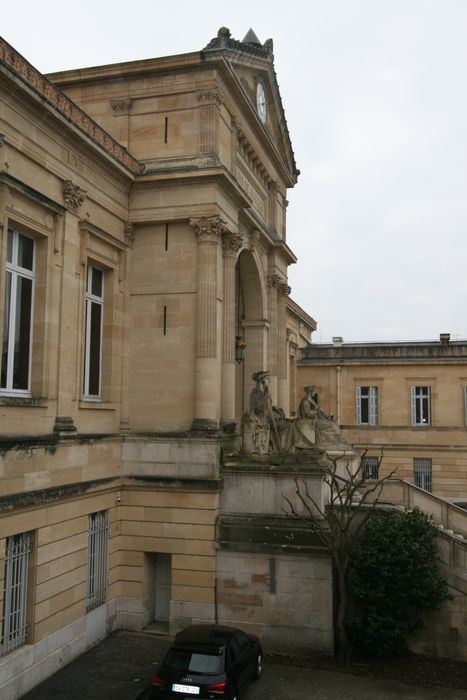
[190,215,228,430]
[221,232,243,426]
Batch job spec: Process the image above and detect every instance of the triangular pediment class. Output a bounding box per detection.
[203,28,298,185]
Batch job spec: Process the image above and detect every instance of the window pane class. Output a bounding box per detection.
[13,276,33,390]
[91,268,103,298]
[361,396,369,423]
[1,272,12,388]
[88,302,102,395]
[6,230,13,263]
[17,234,34,271]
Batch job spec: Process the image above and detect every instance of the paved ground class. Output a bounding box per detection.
[22,631,467,700]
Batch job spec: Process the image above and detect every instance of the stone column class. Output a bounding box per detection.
[277,281,291,411]
[190,215,228,431]
[221,232,243,426]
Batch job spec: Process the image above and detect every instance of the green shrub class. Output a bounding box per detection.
[346,508,450,656]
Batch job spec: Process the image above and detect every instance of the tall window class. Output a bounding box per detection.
[413,458,432,492]
[83,265,104,398]
[2,532,32,655]
[411,386,431,426]
[464,387,467,427]
[1,229,35,394]
[87,511,109,611]
[356,386,378,425]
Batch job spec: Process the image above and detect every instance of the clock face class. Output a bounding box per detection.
[256,82,267,123]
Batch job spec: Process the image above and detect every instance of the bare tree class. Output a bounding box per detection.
[284,451,394,665]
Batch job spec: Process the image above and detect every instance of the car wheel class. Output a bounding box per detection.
[253,653,262,679]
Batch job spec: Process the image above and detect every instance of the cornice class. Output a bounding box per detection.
[0,171,66,215]
[0,38,143,176]
[79,219,127,250]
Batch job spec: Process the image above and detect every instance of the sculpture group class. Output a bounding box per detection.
[242,370,349,455]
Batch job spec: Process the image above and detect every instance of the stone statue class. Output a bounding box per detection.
[297,385,348,448]
[242,374,350,455]
[242,371,272,454]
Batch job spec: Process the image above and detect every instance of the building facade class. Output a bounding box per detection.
[0,29,326,698]
[298,335,467,500]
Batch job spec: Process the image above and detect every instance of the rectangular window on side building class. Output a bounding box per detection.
[87,511,109,611]
[1,229,35,395]
[413,457,432,492]
[362,456,380,479]
[1,531,33,655]
[83,265,104,399]
[411,386,431,426]
[356,386,378,425]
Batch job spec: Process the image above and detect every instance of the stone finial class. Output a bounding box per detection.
[63,180,86,211]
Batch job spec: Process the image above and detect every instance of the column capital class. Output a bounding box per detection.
[222,232,243,257]
[190,215,229,243]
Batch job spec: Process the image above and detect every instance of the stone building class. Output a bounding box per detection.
[0,28,324,698]
[298,334,467,500]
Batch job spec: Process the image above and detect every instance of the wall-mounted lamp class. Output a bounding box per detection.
[235,336,246,363]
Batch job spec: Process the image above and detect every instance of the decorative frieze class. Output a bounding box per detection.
[63,180,86,211]
[0,37,142,174]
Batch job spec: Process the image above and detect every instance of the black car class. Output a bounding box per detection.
[150,624,262,699]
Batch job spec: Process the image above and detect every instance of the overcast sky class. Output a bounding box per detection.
[3,1,467,342]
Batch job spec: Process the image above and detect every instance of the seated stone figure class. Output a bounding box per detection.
[242,375,348,455]
[297,386,347,448]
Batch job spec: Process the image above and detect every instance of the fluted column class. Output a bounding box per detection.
[221,232,243,426]
[277,281,291,411]
[190,215,228,430]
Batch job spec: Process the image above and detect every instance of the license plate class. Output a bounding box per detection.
[172,683,200,695]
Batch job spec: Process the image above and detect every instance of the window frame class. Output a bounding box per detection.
[1,228,36,396]
[413,457,432,492]
[356,386,378,426]
[86,510,109,611]
[362,455,380,479]
[411,386,431,427]
[1,531,33,655]
[83,264,104,400]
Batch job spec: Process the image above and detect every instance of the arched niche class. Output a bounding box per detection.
[234,249,267,423]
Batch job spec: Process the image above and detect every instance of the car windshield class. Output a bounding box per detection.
[165,649,223,674]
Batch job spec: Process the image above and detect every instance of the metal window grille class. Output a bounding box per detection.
[2,532,32,655]
[87,511,109,611]
[414,458,432,492]
[411,386,431,426]
[362,456,380,479]
[356,386,378,425]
